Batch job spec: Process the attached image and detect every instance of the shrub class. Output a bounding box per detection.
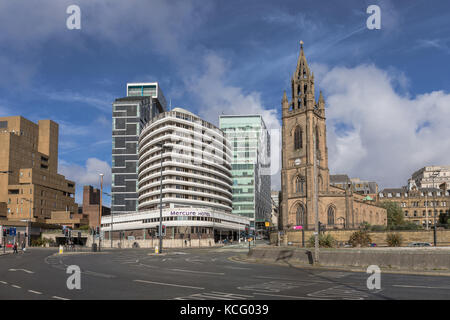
[370,225,386,232]
[359,221,371,231]
[78,225,90,231]
[390,222,422,231]
[386,233,403,247]
[308,233,336,248]
[348,230,372,247]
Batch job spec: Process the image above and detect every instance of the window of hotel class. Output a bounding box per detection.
[404,210,408,216]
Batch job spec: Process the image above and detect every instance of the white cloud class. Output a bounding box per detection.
[59,157,111,187]
[185,52,282,190]
[317,64,450,189]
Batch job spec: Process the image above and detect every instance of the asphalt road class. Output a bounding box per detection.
[0,246,449,300]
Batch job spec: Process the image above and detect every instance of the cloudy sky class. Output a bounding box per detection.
[0,0,449,205]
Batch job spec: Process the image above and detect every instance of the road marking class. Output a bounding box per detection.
[253,292,330,300]
[52,296,70,300]
[8,268,34,274]
[11,285,21,289]
[238,281,312,293]
[0,281,7,284]
[253,275,331,284]
[393,285,450,290]
[134,279,204,290]
[28,290,42,295]
[307,286,369,300]
[83,270,116,279]
[174,291,254,300]
[223,266,251,270]
[169,268,225,275]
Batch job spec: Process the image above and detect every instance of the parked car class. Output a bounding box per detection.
[408,242,432,247]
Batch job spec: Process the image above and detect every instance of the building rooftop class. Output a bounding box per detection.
[114,96,150,102]
[330,174,350,183]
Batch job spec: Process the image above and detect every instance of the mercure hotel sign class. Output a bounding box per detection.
[169,210,211,217]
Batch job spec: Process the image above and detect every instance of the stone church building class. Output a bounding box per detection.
[280,43,386,230]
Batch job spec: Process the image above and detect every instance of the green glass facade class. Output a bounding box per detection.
[219,115,271,231]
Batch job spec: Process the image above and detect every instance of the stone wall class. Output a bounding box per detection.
[247,247,450,272]
[271,229,450,246]
[85,236,217,249]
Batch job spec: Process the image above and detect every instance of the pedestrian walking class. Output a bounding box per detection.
[13,242,18,254]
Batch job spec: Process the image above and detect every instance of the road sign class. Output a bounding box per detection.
[10,227,16,236]
[293,226,303,230]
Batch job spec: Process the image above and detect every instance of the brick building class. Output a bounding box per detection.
[0,116,78,224]
[81,185,111,228]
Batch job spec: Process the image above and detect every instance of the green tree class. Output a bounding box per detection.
[380,201,404,228]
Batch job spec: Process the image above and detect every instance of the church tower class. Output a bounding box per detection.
[280,42,330,230]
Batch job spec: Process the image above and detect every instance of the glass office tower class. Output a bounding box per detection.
[219,115,271,233]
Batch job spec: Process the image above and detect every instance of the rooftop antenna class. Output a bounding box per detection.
[170,98,172,111]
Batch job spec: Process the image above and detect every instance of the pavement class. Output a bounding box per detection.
[0,246,450,300]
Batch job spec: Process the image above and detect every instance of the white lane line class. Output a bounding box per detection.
[253,276,331,284]
[0,281,8,284]
[134,279,205,290]
[223,266,251,270]
[393,285,450,290]
[11,285,21,289]
[253,292,330,300]
[28,290,42,295]
[8,268,34,274]
[169,268,225,275]
[52,296,70,300]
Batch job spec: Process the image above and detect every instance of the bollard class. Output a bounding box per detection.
[155,246,159,254]
[59,245,63,254]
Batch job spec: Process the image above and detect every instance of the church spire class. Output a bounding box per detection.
[291,41,314,110]
[295,40,310,80]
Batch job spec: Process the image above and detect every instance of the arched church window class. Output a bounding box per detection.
[295,176,305,193]
[296,204,306,226]
[327,206,335,225]
[294,126,302,150]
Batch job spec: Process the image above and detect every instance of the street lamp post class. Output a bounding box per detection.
[431,171,440,247]
[156,143,169,254]
[21,198,33,247]
[313,134,319,263]
[99,173,104,252]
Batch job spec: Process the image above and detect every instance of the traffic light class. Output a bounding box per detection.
[96,226,100,235]
[161,225,166,236]
[245,226,249,234]
[2,228,6,237]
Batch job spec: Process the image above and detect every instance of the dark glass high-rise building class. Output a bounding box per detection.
[111,83,167,215]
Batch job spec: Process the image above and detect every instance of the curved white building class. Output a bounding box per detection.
[102,108,249,246]
[138,107,233,212]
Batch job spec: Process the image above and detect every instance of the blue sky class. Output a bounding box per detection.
[0,0,449,205]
